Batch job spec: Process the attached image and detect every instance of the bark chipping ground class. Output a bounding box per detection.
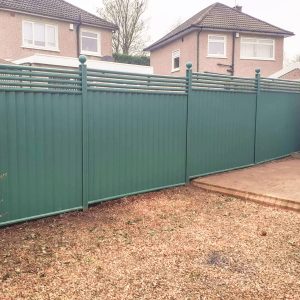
[0,186,299,299]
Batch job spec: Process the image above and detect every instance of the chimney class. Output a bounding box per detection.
[233,5,242,12]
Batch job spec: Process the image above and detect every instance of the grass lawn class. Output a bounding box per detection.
[0,186,299,299]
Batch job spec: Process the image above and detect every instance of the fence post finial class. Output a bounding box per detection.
[186,62,192,94]
[186,62,192,70]
[255,68,261,94]
[79,55,87,65]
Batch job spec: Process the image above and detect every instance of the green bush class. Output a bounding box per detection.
[113,53,150,66]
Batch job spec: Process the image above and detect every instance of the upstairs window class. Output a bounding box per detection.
[208,35,226,57]
[172,50,180,72]
[81,31,100,55]
[22,21,58,50]
[241,38,275,60]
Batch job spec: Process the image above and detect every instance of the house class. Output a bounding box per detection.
[144,2,294,77]
[270,63,300,81]
[0,0,118,66]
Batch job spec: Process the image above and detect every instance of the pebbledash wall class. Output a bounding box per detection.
[150,30,284,78]
[0,57,299,226]
[0,10,113,61]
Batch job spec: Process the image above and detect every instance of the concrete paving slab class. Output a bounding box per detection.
[193,157,300,212]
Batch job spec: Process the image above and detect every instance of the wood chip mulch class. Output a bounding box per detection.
[0,186,299,300]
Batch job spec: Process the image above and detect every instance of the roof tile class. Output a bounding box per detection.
[0,0,117,30]
[145,2,294,51]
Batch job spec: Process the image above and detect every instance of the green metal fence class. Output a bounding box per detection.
[0,57,300,226]
[86,68,188,205]
[0,65,83,225]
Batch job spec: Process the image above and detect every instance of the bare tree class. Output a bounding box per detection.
[98,0,148,55]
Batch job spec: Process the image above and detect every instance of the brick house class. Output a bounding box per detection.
[270,63,300,81]
[0,0,117,65]
[144,2,294,77]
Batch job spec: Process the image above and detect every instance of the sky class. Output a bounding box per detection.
[68,0,300,60]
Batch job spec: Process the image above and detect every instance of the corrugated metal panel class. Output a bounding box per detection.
[87,91,187,203]
[0,91,82,226]
[188,90,257,178]
[1,62,300,227]
[255,92,300,163]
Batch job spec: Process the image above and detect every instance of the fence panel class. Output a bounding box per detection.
[0,91,83,226]
[188,90,257,178]
[0,64,83,226]
[256,91,300,163]
[87,90,187,203]
[188,73,257,178]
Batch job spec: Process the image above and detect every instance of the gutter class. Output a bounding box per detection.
[144,25,294,52]
[144,26,198,52]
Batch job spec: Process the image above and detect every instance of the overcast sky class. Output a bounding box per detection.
[69,0,299,59]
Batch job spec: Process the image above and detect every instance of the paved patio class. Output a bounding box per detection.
[193,157,300,212]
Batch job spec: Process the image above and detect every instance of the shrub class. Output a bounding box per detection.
[113,53,150,66]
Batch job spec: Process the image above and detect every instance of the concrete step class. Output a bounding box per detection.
[192,181,300,212]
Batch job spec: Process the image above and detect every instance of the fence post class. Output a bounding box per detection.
[254,68,261,164]
[185,62,192,184]
[79,55,89,210]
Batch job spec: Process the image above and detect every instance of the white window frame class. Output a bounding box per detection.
[207,35,227,58]
[80,29,101,56]
[240,37,275,61]
[22,20,59,51]
[172,49,180,72]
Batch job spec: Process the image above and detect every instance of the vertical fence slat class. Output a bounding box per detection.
[79,56,89,210]
[185,63,192,183]
[254,69,261,164]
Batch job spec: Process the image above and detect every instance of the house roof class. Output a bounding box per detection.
[144,2,294,51]
[0,58,14,64]
[0,0,117,30]
[270,62,300,78]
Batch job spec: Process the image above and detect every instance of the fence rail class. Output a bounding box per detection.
[87,68,187,94]
[260,78,300,93]
[0,57,299,226]
[192,72,257,93]
[0,64,81,93]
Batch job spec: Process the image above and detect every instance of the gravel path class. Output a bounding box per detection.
[0,186,299,300]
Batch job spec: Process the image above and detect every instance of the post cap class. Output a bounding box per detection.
[255,68,261,74]
[79,55,87,64]
[186,62,192,70]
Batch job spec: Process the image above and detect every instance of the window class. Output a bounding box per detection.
[81,31,100,55]
[172,50,180,72]
[241,38,275,60]
[22,21,58,50]
[208,35,226,57]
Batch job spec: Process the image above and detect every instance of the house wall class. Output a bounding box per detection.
[234,33,284,77]
[149,30,284,78]
[198,31,233,75]
[0,10,113,61]
[150,32,197,77]
[280,69,300,81]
